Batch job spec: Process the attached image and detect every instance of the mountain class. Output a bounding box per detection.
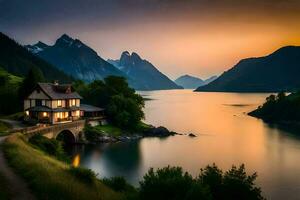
[0,32,73,82]
[204,75,218,85]
[26,34,126,83]
[196,46,300,92]
[175,75,218,89]
[108,51,182,90]
[175,75,205,89]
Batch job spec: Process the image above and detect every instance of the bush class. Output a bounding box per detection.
[84,125,102,142]
[69,167,97,185]
[103,176,136,192]
[222,165,263,200]
[139,165,265,200]
[139,166,194,200]
[29,134,68,161]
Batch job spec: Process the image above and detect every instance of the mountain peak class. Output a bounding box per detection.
[55,34,74,46]
[131,52,141,60]
[60,34,73,41]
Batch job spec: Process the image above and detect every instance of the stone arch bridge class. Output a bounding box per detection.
[19,120,86,143]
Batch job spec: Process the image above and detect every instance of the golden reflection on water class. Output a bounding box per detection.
[75,90,300,200]
[72,154,81,167]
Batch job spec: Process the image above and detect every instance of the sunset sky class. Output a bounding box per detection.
[1,0,300,79]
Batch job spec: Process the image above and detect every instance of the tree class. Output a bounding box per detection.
[222,164,264,200]
[19,67,44,100]
[107,94,144,129]
[75,76,145,129]
[139,165,265,200]
[139,166,194,200]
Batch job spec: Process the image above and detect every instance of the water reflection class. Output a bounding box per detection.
[69,90,300,200]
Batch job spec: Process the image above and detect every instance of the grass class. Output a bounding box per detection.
[94,124,122,136]
[0,173,11,200]
[93,122,152,137]
[2,134,123,200]
[0,67,23,85]
[0,121,10,136]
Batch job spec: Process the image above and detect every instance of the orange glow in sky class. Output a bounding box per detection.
[3,0,300,79]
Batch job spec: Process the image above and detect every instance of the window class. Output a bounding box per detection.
[36,100,42,106]
[57,100,62,107]
[70,99,76,107]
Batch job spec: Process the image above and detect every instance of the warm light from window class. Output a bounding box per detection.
[43,112,47,117]
[25,111,29,116]
[57,100,62,107]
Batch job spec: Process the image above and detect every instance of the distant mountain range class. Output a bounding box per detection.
[108,51,182,90]
[0,32,72,82]
[196,46,300,92]
[27,34,181,90]
[26,34,125,82]
[175,75,217,89]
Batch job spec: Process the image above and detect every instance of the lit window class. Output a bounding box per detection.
[25,111,29,116]
[57,100,62,107]
[42,112,48,117]
[70,99,76,106]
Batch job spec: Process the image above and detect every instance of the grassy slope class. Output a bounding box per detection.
[94,122,152,136]
[2,134,123,200]
[94,125,122,136]
[0,67,23,85]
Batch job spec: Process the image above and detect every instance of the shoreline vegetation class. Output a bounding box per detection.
[1,133,265,200]
[83,123,183,144]
[249,92,300,129]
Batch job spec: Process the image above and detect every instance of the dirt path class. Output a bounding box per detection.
[0,136,36,200]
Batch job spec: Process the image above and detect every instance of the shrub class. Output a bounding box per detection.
[222,164,264,200]
[29,134,68,161]
[84,125,102,142]
[139,166,194,200]
[69,167,97,185]
[102,176,136,192]
[139,165,265,200]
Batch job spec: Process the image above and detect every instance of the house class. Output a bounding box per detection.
[24,82,104,124]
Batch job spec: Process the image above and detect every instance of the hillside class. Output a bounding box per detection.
[249,92,300,123]
[196,46,300,92]
[0,67,23,114]
[0,32,73,83]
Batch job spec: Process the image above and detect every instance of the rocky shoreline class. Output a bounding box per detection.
[86,126,196,144]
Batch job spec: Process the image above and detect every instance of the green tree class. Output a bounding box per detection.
[139,166,194,200]
[107,94,144,129]
[19,67,44,100]
[139,165,265,200]
[222,164,264,200]
[75,76,145,129]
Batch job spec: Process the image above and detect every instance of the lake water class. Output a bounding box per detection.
[72,90,300,200]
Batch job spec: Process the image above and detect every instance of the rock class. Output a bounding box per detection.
[143,126,178,137]
[188,133,197,137]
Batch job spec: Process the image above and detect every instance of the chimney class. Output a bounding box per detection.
[53,80,59,85]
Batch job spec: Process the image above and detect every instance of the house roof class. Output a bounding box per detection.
[80,104,104,112]
[26,106,52,112]
[37,83,82,100]
[26,106,79,112]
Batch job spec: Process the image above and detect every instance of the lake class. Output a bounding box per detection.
[71,90,300,200]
